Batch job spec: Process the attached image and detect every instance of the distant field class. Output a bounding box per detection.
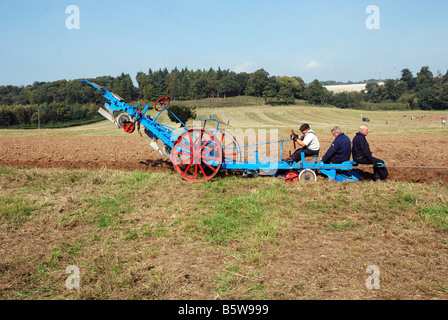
[1,104,447,137]
[325,83,368,93]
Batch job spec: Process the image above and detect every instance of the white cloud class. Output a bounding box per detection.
[303,60,323,70]
[233,62,256,73]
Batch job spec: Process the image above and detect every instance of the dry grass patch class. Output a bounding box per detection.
[1,167,448,300]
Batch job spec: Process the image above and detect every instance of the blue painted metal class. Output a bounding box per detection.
[83,79,360,182]
[82,80,183,149]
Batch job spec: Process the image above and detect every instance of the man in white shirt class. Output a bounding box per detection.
[290,123,320,162]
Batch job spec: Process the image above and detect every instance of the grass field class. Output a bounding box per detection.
[1,104,448,300]
[1,103,447,137]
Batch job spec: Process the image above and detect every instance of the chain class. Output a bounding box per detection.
[356,164,448,170]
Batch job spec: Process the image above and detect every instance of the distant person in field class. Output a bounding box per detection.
[290,123,320,162]
[321,126,351,164]
[352,125,389,181]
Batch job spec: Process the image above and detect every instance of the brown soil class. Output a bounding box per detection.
[0,134,447,184]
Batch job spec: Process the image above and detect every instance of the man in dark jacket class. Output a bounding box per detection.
[352,125,389,181]
[321,126,351,164]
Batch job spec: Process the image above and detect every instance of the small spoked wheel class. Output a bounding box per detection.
[298,169,317,182]
[171,129,222,182]
[285,171,299,183]
[116,113,135,133]
[155,95,170,111]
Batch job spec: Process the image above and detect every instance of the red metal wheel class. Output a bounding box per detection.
[155,95,171,111]
[123,122,135,133]
[285,171,299,183]
[171,129,222,182]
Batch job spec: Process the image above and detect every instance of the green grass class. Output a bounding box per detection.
[192,182,288,245]
[0,196,36,227]
[1,167,448,300]
[420,204,448,231]
[361,101,410,111]
[330,219,359,232]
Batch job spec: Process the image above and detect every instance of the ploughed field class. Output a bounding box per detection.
[1,133,447,184]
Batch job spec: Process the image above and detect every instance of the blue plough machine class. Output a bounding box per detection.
[82,79,361,182]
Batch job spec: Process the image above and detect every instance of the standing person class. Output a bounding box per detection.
[290,123,320,162]
[352,125,389,181]
[321,126,351,164]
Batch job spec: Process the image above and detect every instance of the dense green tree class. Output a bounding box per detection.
[191,71,208,100]
[416,88,433,110]
[263,76,279,103]
[2,65,447,128]
[415,66,434,91]
[364,82,386,103]
[218,72,240,98]
[424,83,448,110]
[347,92,363,109]
[245,69,269,97]
[167,105,196,125]
[178,68,191,100]
[383,80,407,101]
[401,68,415,90]
[304,80,327,104]
[0,108,18,126]
[443,70,448,84]
[440,85,448,109]
[277,76,302,104]
[112,73,136,101]
[165,69,181,100]
[235,72,250,95]
[292,77,305,99]
[330,92,349,109]
[204,68,218,98]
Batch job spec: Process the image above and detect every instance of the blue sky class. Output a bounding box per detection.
[0,0,447,86]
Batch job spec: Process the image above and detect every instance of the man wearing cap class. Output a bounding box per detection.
[352,125,389,181]
[290,123,320,162]
[321,126,351,164]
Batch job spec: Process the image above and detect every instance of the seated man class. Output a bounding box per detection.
[290,123,320,162]
[352,125,389,181]
[321,126,351,164]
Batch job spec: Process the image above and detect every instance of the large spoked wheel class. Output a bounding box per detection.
[171,129,223,182]
[298,169,317,182]
[155,95,170,111]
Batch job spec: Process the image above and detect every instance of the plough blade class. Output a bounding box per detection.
[335,171,360,182]
[98,107,115,124]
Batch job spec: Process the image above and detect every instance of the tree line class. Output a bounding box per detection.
[0,74,136,127]
[329,67,448,110]
[1,66,447,127]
